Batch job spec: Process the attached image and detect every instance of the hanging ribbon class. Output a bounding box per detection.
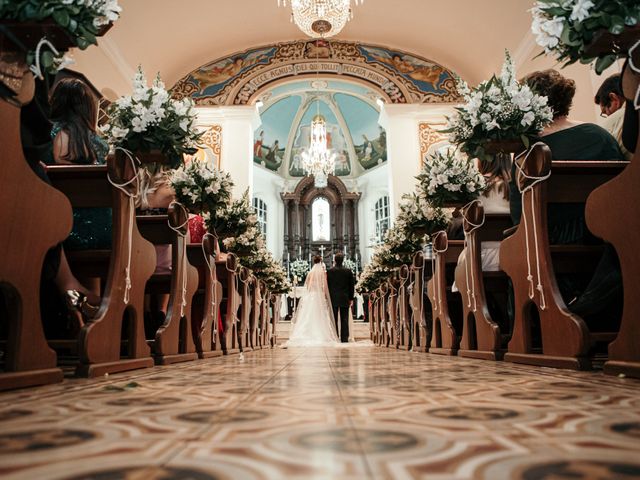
[514,146,552,311]
[461,199,486,312]
[628,39,640,110]
[167,201,190,318]
[431,232,448,314]
[108,148,141,304]
[201,232,218,337]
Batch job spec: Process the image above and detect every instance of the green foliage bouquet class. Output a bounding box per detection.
[396,193,454,236]
[103,67,202,167]
[0,0,121,75]
[417,148,486,207]
[444,51,553,161]
[531,0,640,74]
[207,190,258,239]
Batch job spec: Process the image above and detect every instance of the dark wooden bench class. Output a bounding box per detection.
[397,265,412,350]
[456,203,512,361]
[500,143,628,370]
[386,276,399,349]
[249,277,263,350]
[137,207,199,365]
[585,60,640,378]
[216,254,242,355]
[237,266,252,352]
[409,252,430,353]
[186,236,224,358]
[377,283,389,347]
[0,76,72,391]
[47,158,157,378]
[427,232,465,355]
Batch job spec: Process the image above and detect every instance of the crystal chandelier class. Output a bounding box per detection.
[301,114,336,188]
[277,0,364,38]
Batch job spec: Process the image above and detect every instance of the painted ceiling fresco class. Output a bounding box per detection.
[253,80,387,176]
[172,40,461,105]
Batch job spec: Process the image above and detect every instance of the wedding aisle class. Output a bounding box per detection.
[1,349,639,479]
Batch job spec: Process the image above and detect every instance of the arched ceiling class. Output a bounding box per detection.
[72,0,540,98]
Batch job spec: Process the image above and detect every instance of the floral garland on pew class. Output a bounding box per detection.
[416,148,487,207]
[356,258,392,294]
[0,0,122,76]
[396,193,454,238]
[206,189,258,241]
[103,67,202,168]
[531,0,640,74]
[240,242,291,295]
[443,51,554,161]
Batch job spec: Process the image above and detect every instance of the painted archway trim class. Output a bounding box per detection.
[172,39,462,106]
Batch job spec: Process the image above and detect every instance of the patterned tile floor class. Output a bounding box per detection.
[1,347,640,479]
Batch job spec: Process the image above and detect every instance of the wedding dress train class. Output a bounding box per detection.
[285,264,340,347]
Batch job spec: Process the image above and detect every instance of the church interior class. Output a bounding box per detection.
[1,0,640,478]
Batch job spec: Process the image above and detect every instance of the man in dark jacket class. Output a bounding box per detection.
[326,253,355,342]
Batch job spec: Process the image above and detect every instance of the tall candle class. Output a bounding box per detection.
[298,245,302,257]
[343,245,347,255]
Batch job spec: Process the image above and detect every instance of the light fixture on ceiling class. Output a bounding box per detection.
[300,44,336,188]
[277,0,364,38]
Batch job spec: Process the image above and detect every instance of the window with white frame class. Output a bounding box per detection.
[252,197,268,237]
[374,196,390,243]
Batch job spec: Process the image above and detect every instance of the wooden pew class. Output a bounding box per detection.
[249,278,263,349]
[186,236,224,358]
[259,284,270,348]
[137,206,198,365]
[386,276,399,349]
[500,143,627,370]
[397,265,412,350]
[586,61,640,378]
[48,157,156,377]
[0,65,72,391]
[410,251,430,353]
[270,293,282,347]
[427,231,465,355]
[456,202,512,360]
[237,266,252,352]
[217,254,241,355]
[377,283,389,347]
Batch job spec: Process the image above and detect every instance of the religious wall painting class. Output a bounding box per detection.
[254,95,301,171]
[334,93,387,169]
[289,100,351,177]
[172,40,461,106]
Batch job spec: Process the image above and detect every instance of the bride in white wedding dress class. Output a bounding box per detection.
[285,258,340,347]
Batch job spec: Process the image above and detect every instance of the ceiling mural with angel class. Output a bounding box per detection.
[252,79,387,177]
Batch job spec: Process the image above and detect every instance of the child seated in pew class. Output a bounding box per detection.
[512,69,624,323]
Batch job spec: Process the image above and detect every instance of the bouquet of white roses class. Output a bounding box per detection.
[532,0,640,74]
[417,148,486,206]
[444,51,553,161]
[103,67,202,167]
[290,259,310,283]
[262,258,291,294]
[169,159,233,217]
[1,0,121,75]
[207,190,258,239]
[396,193,454,236]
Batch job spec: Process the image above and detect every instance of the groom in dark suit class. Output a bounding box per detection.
[327,253,355,343]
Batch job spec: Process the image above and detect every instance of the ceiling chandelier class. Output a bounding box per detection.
[277,0,364,38]
[301,113,336,188]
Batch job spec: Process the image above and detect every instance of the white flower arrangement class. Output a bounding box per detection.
[396,193,454,236]
[343,258,357,275]
[356,258,393,294]
[444,51,553,161]
[290,259,310,283]
[207,189,258,240]
[417,147,486,206]
[103,67,202,167]
[222,226,263,258]
[531,0,640,74]
[169,159,234,216]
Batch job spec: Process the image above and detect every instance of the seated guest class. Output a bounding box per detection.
[595,74,632,160]
[49,78,111,251]
[512,69,624,320]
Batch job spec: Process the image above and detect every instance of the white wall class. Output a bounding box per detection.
[355,163,390,265]
[253,165,286,261]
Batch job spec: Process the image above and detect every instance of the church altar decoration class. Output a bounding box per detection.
[169,159,234,219]
[343,258,357,275]
[1,0,121,76]
[277,0,363,38]
[103,67,201,168]
[444,51,553,161]
[417,148,487,207]
[206,190,258,240]
[531,0,640,74]
[396,193,454,237]
[290,259,311,283]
